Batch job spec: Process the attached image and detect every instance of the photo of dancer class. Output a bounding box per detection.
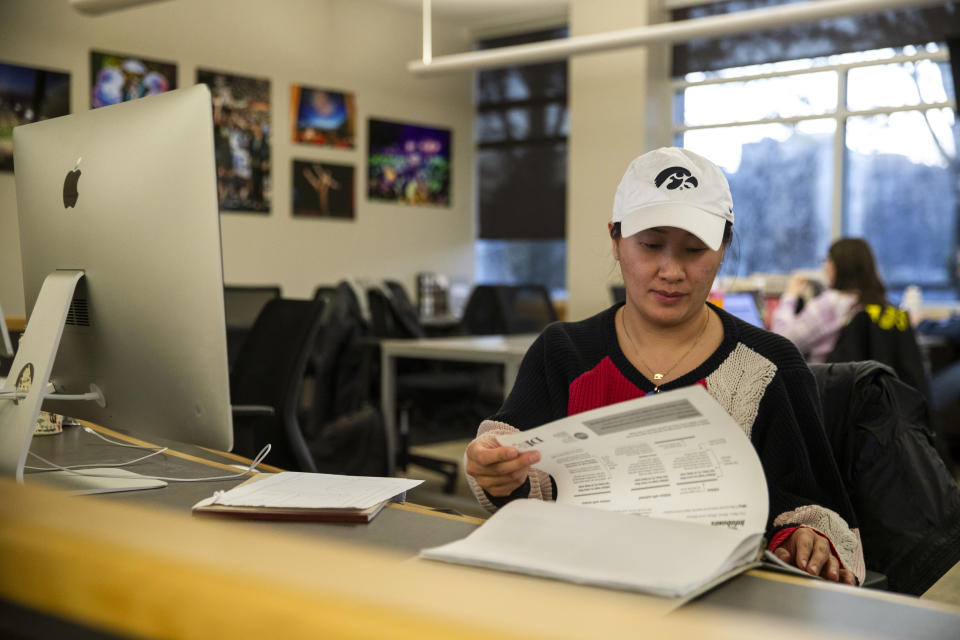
[291,85,355,148]
[90,50,175,108]
[292,159,354,219]
[0,61,69,171]
[367,118,451,207]
[197,69,271,213]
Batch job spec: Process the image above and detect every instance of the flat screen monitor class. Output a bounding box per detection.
[8,85,233,462]
[723,292,765,328]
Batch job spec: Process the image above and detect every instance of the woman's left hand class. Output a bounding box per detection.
[773,527,857,585]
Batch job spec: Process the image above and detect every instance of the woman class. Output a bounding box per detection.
[464,147,862,585]
[771,238,884,363]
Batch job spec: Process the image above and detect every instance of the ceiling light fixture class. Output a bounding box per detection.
[410,0,947,75]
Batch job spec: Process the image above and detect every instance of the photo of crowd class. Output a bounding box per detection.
[0,61,70,171]
[197,69,271,213]
[90,50,175,108]
[291,85,355,148]
[367,118,451,207]
[292,159,354,219]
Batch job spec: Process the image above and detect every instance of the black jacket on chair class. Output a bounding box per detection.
[809,361,960,594]
[827,305,930,403]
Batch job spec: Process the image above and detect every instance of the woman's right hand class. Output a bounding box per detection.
[785,274,809,298]
[465,436,541,497]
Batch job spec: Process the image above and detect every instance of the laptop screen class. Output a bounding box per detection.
[722,292,764,328]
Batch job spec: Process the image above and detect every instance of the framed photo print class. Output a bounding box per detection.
[291,85,355,148]
[0,61,70,171]
[197,68,271,213]
[90,49,176,108]
[367,118,451,207]
[292,159,354,219]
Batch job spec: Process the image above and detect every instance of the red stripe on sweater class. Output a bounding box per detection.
[567,357,708,416]
[568,356,644,415]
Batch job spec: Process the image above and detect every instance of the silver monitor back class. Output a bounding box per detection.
[13,84,233,450]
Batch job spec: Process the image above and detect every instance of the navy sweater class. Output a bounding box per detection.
[483,303,858,542]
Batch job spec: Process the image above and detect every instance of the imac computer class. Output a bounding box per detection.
[0,84,233,491]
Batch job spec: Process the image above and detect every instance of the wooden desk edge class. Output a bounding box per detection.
[0,478,847,640]
[77,425,960,594]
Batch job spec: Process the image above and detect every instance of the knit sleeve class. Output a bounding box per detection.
[464,328,574,511]
[464,419,556,513]
[753,363,865,582]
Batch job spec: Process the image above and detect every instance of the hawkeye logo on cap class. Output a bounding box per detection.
[654,166,698,190]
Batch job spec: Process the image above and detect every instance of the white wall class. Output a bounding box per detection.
[0,0,476,316]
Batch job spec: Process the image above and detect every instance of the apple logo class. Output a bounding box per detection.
[63,158,81,208]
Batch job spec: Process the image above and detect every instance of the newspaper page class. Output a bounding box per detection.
[496,385,768,533]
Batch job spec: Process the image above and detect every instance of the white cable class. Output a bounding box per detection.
[26,446,168,471]
[25,444,272,483]
[80,425,164,450]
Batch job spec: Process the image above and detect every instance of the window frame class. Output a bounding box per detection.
[671,46,957,286]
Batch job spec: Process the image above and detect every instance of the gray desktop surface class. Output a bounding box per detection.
[26,424,960,639]
[692,573,960,640]
[25,424,479,554]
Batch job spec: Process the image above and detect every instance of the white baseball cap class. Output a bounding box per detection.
[612,147,734,251]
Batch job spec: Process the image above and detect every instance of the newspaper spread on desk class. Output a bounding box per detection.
[497,384,769,532]
[420,386,773,598]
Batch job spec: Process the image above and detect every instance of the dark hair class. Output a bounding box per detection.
[610,220,734,246]
[828,237,886,306]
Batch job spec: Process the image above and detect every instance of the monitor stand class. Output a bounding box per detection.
[0,270,165,494]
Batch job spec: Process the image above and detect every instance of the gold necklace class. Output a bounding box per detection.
[620,306,710,392]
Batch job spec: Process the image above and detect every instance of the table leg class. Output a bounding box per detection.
[380,349,397,477]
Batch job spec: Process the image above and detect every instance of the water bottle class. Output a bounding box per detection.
[902,285,923,324]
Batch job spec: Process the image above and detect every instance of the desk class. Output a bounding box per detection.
[3,423,959,639]
[379,334,537,468]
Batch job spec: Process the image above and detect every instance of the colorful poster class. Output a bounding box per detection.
[197,69,271,213]
[90,49,176,108]
[292,160,354,219]
[291,85,355,148]
[367,118,451,206]
[0,62,70,171]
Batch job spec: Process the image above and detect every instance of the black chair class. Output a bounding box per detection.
[368,282,476,493]
[303,281,390,476]
[461,284,557,335]
[230,296,327,472]
[827,305,930,404]
[223,285,282,371]
[312,284,339,307]
[810,360,960,594]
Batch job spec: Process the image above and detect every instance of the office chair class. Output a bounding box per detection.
[461,284,557,335]
[368,282,475,493]
[810,360,960,594]
[223,285,282,370]
[303,281,390,477]
[312,284,339,306]
[610,285,626,304]
[230,295,327,472]
[827,304,931,405]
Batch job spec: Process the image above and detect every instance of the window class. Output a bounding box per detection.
[673,43,960,298]
[474,28,569,297]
